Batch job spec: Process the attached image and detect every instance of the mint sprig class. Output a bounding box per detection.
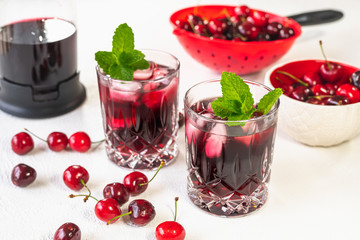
[211,72,282,126]
[95,23,149,81]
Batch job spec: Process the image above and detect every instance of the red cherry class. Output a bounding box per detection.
[123,171,148,196]
[336,83,360,103]
[11,132,34,155]
[247,10,269,27]
[306,98,325,105]
[312,84,330,96]
[156,221,186,240]
[318,40,344,83]
[194,24,209,36]
[175,20,191,32]
[234,5,251,17]
[325,95,350,105]
[279,27,295,39]
[11,163,37,187]
[238,22,258,41]
[54,222,81,240]
[290,86,313,102]
[128,199,156,226]
[320,62,344,83]
[69,132,91,152]
[47,132,68,152]
[207,19,227,35]
[103,182,130,206]
[63,165,89,191]
[301,72,323,87]
[155,197,185,240]
[123,161,164,196]
[95,198,122,224]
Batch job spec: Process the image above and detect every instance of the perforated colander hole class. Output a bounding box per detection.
[273,55,277,59]
[228,56,231,60]
[254,65,258,68]
[241,66,245,69]
[244,56,248,61]
[211,53,215,57]
[259,56,264,60]
[227,64,231,68]
[197,49,201,54]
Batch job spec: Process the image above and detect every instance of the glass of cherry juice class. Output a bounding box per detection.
[184,79,280,216]
[96,50,180,170]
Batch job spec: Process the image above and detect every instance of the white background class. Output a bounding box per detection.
[1,0,360,239]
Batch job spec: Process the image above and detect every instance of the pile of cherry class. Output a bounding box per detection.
[176,5,295,41]
[10,129,186,240]
[274,41,360,105]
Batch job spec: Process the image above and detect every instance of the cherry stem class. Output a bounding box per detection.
[68,179,99,202]
[80,179,93,202]
[275,77,285,84]
[24,128,47,143]
[319,40,332,70]
[309,95,332,99]
[106,211,132,225]
[139,161,165,187]
[69,194,99,202]
[91,139,105,144]
[174,197,179,222]
[276,71,309,87]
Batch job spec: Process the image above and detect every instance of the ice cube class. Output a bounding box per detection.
[150,68,169,80]
[205,123,227,158]
[185,112,212,146]
[109,81,141,102]
[133,61,155,80]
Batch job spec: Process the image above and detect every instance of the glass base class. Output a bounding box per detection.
[105,137,178,170]
[187,179,268,217]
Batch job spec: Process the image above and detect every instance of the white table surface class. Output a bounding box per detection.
[1,0,360,239]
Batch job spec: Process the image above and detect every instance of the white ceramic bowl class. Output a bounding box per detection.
[264,59,360,147]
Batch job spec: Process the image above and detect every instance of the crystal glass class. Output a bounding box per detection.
[97,49,180,170]
[184,79,280,216]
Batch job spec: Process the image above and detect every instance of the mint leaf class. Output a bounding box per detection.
[112,23,134,55]
[95,51,116,73]
[211,71,282,126]
[95,23,149,81]
[257,88,283,115]
[118,50,149,69]
[109,63,134,80]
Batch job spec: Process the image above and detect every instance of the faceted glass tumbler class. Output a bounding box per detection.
[184,79,280,216]
[97,50,180,170]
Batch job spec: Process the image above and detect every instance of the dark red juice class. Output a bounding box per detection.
[186,98,276,216]
[97,63,179,169]
[0,18,77,92]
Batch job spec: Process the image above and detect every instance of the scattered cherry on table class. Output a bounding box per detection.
[11,163,37,187]
[155,197,186,240]
[24,128,68,152]
[123,161,165,196]
[68,131,92,152]
[63,165,89,191]
[11,132,34,155]
[54,222,81,240]
[103,182,130,206]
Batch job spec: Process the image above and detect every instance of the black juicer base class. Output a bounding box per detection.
[0,73,86,118]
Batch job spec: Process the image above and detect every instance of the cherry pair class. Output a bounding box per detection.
[11,130,97,155]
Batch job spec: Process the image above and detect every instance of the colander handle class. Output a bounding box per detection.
[287,9,343,26]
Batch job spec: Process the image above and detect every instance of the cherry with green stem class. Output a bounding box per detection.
[155,197,186,240]
[319,40,344,83]
[106,199,156,226]
[24,128,68,152]
[123,161,165,196]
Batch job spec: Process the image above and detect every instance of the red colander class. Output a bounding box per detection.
[170,5,302,75]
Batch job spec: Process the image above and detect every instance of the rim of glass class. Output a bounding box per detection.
[96,49,180,84]
[184,79,280,124]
